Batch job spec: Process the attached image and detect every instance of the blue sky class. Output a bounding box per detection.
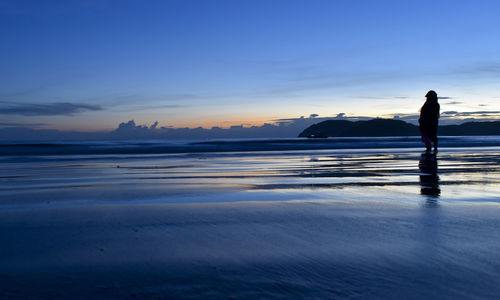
[1,0,499,131]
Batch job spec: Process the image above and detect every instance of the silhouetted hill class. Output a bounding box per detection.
[299,119,500,137]
[438,121,500,136]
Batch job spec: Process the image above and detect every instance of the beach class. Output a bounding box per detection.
[1,141,500,299]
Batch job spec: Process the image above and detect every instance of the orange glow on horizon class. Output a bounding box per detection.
[158,116,280,129]
[29,109,500,133]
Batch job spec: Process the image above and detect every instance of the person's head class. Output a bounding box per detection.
[425,90,438,101]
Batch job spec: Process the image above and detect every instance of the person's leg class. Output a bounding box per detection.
[425,142,431,151]
[433,140,438,151]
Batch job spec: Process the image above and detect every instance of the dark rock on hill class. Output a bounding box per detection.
[438,121,500,136]
[299,119,418,137]
[301,120,355,138]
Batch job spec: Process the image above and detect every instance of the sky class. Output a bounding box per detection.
[1,0,500,134]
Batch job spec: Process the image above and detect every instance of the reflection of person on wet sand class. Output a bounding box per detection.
[419,152,440,197]
[419,90,440,152]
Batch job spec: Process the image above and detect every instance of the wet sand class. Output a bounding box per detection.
[1,148,499,299]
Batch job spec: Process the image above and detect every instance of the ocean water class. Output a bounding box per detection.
[1,136,500,299]
[1,136,499,207]
[1,135,500,156]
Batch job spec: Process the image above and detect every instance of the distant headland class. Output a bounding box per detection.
[299,119,500,138]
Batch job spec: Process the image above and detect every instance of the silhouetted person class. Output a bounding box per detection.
[419,90,440,151]
[419,152,440,198]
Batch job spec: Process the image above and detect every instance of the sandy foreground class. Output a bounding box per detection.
[1,148,499,299]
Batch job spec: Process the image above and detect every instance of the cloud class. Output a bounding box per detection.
[272,114,372,126]
[0,102,102,116]
[453,62,500,76]
[358,96,409,100]
[112,93,200,104]
[438,96,454,100]
[228,61,415,99]
[0,121,46,128]
[386,110,500,126]
[435,110,500,124]
[108,119,303,140]
[443,101,463,105]
[472,63,500,74]
[441,111,500,117]
[92,93,197,112]
[261,72,403,96]
[113,104,188,112]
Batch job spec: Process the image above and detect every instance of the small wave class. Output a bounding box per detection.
[1,136,500,156]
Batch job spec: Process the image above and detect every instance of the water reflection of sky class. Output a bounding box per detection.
[0,148,499,207]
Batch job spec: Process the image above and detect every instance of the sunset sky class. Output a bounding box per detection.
[1,0,499,132]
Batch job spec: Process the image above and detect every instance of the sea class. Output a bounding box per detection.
[2,135,500,156]
[1,136,500,299]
